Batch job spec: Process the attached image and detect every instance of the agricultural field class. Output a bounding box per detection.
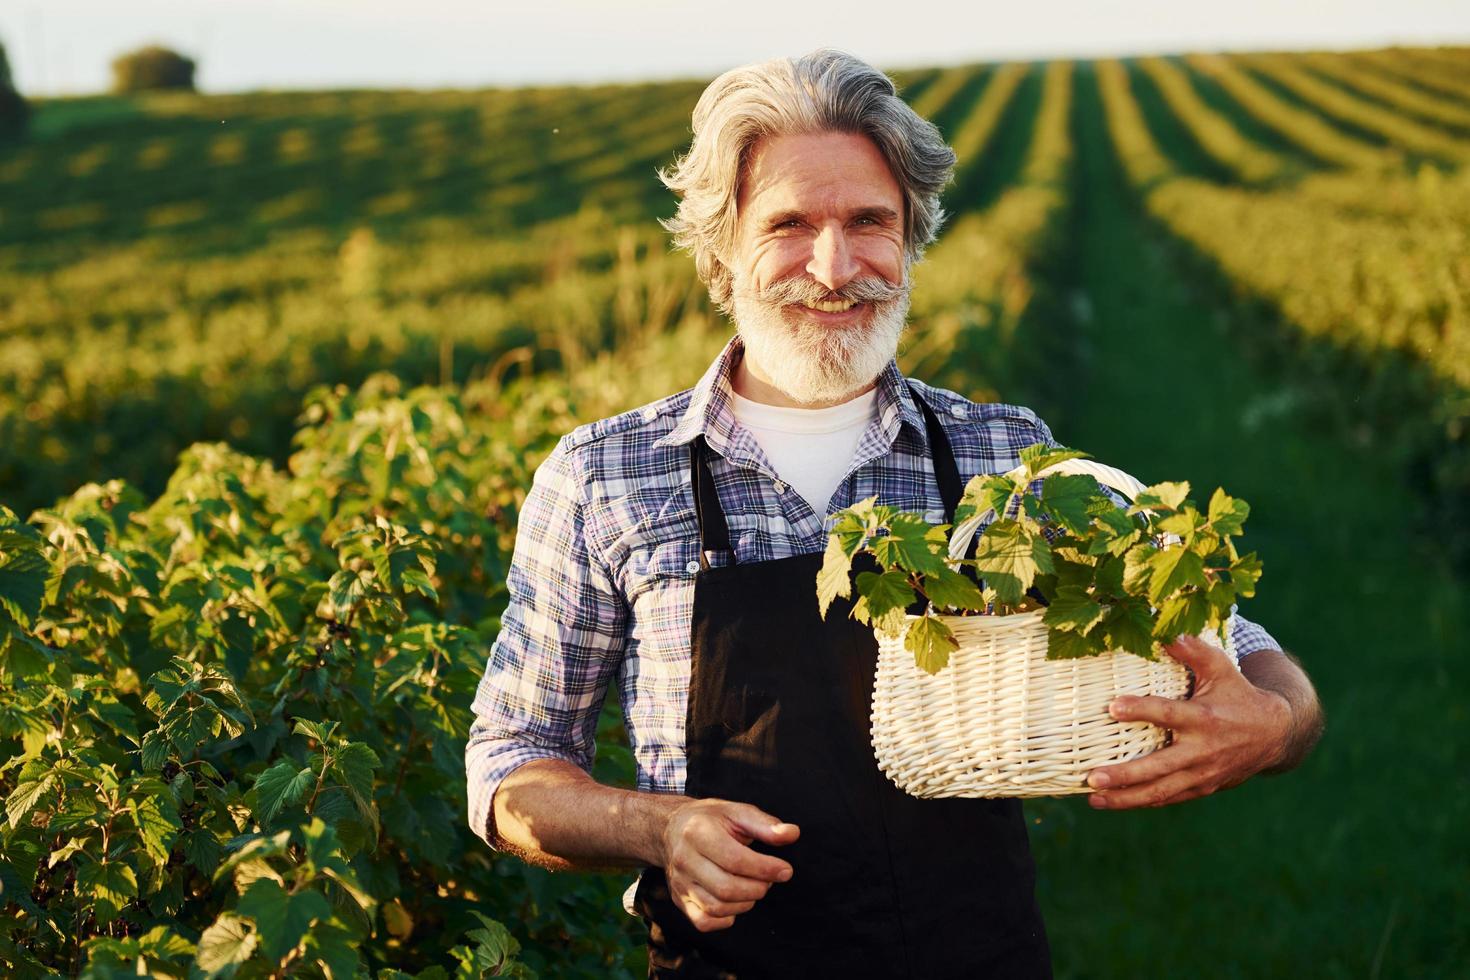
[1,45,1467,977]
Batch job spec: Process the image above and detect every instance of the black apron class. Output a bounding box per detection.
[633,386,1052,979]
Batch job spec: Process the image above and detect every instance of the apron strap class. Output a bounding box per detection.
[690,436,730,569]
[906,382,964,527]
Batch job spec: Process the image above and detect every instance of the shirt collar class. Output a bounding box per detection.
[653,334,933,456]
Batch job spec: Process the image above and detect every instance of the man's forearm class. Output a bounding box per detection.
[491,758,683,872]
[1240,648,1324,774]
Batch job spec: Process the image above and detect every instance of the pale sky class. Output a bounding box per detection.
[4,0,1468,96]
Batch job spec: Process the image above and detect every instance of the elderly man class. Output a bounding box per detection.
[467,50,1322,978]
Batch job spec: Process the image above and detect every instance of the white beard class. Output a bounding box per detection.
[730,275,911,405]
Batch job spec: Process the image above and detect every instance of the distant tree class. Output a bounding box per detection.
[0,38,28,141]
[111,44,196,93]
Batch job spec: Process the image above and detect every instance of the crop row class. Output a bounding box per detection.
[905,60,1079,413]
[1097,58,1470,558]
[1300,52,1470,131]
[0,227,707,516]
[1,80,706,250]
[1236,53,1470,165]
[1357,49,1470,103]
[1135,57,1291,185]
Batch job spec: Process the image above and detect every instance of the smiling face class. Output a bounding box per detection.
[728,131,913,407]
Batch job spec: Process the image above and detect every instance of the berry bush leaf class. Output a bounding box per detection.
[1155,592,1210,641]
[1229,552,1264,597]
[921,565,985,613]
[1133,481,1190,512]
[1047,625,1107,660]
[870,513,947,577]
[905,613,957,674]
[955,473,1017,526]
[852,570,916,638]
[1018,444,1091,476]
[237,877,331,964]
[1145,547,1207,604]
[1039,473,1100,534]
[1102,597,1157,659]
[1208,487,1250,535]
[252,761,315,824]
[815,535,854,619]
[971,519,1052,606]
[1087,505,1140,557]
[196,912,258,976]
[78,860,138,925]
[1041,585,1106,634]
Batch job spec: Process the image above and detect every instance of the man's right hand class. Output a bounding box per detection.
[660,798,799,932]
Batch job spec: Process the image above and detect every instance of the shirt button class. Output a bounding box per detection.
[950,404,967,419]
[685,561,700,574]
[773,480,787,494]
[641,406,659,422]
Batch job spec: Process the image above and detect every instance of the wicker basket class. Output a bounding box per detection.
[868,458,1236,799]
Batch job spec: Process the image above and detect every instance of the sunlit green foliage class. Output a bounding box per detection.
[820,443,1259,672]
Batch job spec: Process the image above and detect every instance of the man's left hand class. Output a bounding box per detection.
[1085,635,1293,809]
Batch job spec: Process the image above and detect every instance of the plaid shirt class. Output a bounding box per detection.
[466,337,1280,846]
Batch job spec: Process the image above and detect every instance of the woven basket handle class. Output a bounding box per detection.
[947,458,1147,562]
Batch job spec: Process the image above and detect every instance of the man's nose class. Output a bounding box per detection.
[805,224,860,293]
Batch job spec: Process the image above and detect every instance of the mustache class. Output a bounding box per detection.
[754,274,909,307]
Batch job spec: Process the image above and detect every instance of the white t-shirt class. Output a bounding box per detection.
[730,389,879,516]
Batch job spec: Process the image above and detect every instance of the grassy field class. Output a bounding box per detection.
[1,46,1467,977]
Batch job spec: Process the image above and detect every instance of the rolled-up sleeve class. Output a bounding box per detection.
[466,435,628,849]
[1229,611,1280,660]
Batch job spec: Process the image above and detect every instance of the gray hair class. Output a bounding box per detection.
[659,49,957,310]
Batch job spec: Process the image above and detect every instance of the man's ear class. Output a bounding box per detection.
[705,260,735,314]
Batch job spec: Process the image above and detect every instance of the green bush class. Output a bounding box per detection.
[0,40,28,140]
[111,45,196,94]
[0,375,645,978]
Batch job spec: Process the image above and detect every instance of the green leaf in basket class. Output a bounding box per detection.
[971,519,1052,606]
[853,570,915,638]
[1144,547,1207,604]
[1039,473,1100,535]
[816,535,854,620]
[1131,481,1190,513]
[1093,554,1125,596]
[1042,585,1106,634]
[955,473,1015,527]
[1208,487,1250,535]
[1154,592,1209,642]
[1053,556,1096,589]
[870,513,948,577]
[1228,552,1263,598]
[1046,624,1107,660]
[1101,597,1156,660]
[921,565,985,613]
[1206,578,1237,612]
[1154,509,1199,540]
[1122,545,1155,595]
[905,613,957,674]
[1018,444,1091,478]
[1086,505,1140,557]
[829,503,873,558]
